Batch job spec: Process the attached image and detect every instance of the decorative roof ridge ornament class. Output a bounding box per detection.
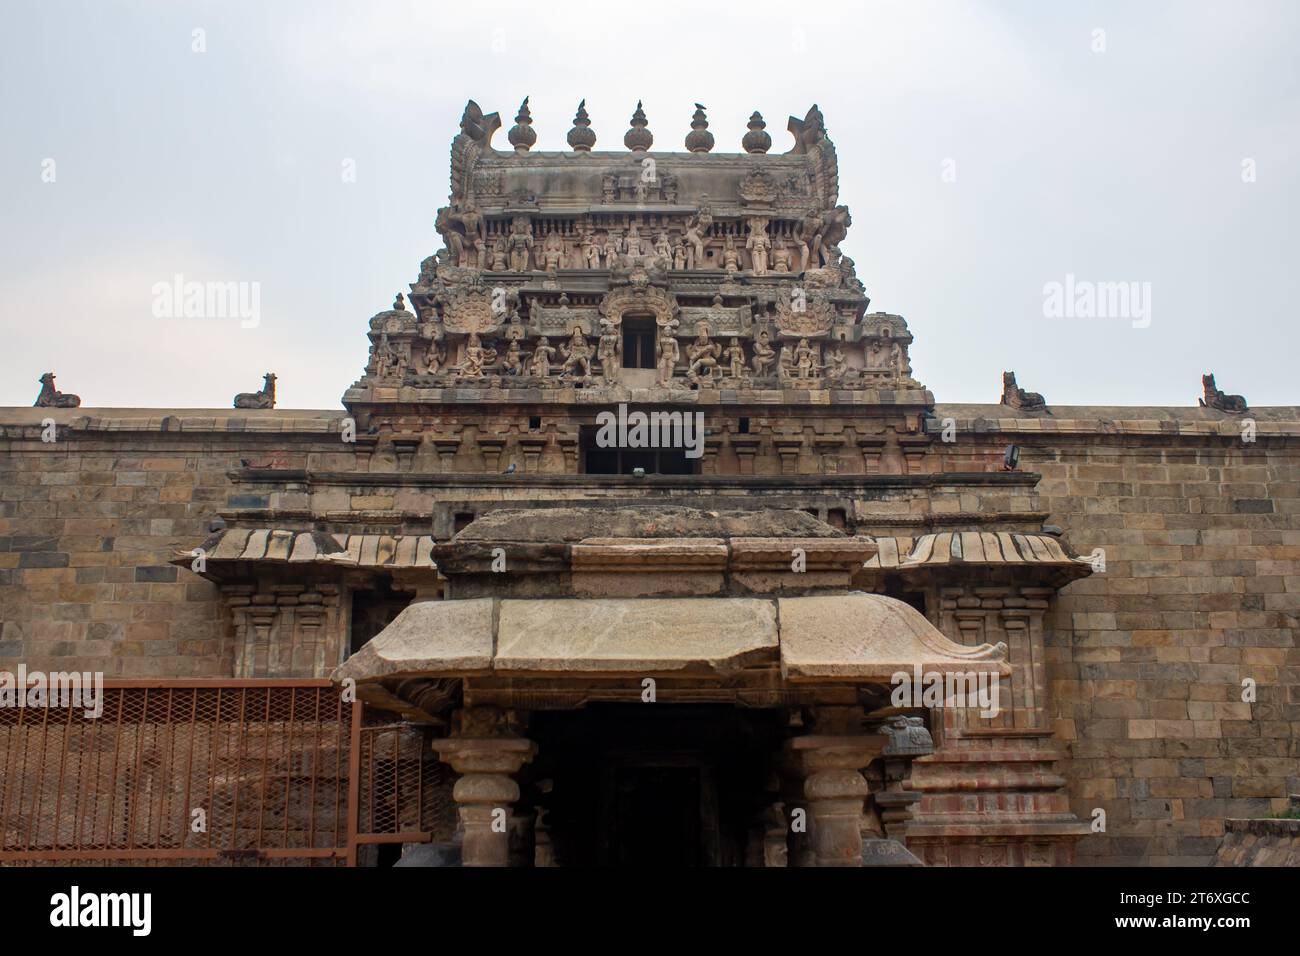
[742,111,771,154]
[507,96,536,154]
[567,99,596,151]
[624,100,653,152]
[685,103,714,153]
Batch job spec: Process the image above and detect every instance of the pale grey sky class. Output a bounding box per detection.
[2,0,1297,409]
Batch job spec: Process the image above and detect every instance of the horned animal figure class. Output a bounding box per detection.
[1199,373,1247,413]
[34,373,80,408]
[1000,371,1047,412]
[234,373,276,409]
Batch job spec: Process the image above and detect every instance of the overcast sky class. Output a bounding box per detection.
[2,0,1297,409]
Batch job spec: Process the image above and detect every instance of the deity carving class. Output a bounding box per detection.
[424,335,447,374]
[724,338,747,379]
[582,231,601,269]
[654,230,672,264]
[656,330,680,386]
[455,332,497,378]
[435,200,487,269]
[559,326,593,381]
[491,238,508,271]
[502,338,525,376]
[683,202,712,269]
[792,337,819,381]
[722,235,739,274]
[602,175,616,203]
[375,332,406,379]
[597,317,621,384]
[686,322,722,386]
[751,330,776,377]
[529,336,556,377]
[797,207,825,273]
[507,216,534,271]
[772,237,792,273]
[602,230,621,268]
[541,232,565,272]
[825,343,849,381]
[746,218,771,275]
[672,237,687,270]
[624,223,645,259]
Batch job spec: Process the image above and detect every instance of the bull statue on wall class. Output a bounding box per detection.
[234,373,276,409]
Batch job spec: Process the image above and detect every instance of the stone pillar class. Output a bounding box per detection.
[433,708,537,867]
[784,709,886,867]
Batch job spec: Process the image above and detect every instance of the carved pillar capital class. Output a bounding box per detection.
[784,732,886,867]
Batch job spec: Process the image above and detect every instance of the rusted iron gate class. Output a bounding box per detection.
[0,680,442,866]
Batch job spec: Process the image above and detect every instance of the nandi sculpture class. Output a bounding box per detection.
[34,373,81,408]
[234,373,276,409]
[1000,371,1047,412]
[1199,373,1247,413]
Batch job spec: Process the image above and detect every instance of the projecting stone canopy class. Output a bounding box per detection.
[331,592,1008,689]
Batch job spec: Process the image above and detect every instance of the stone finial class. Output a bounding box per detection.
[507,96,536,154]
[393,293,406,311]
[567,99,596,151]
[685,103,714,153]
[35,372,80,408]
[624,100,653,152]
[743,111,772,154]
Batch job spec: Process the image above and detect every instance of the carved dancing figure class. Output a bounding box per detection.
[793,338,818,380]
[455,333,496,379]
[686,324,722,385]
[825,343,849,381]
[559,326,593,380]
[683,214,709,269]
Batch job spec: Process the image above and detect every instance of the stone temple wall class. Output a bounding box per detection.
[2,403,1298,865]
[971,412,1300,866]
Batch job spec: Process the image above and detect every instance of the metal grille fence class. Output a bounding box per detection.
[0,680,441,866]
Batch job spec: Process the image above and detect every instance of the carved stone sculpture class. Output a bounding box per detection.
[455,333,497,379]
[772,237,792,273]
[746,218,771,275]
[724,338,747,379]
[559,326,593,381]
[751,330,775,377]
[1000,371,1047,412]
[1200,373,1248,412]
[656,330,680,386]
[233,373,276,409]
[597,317,621,384]
[686,323,722,386]
[541,232,565,271]
[507,216,534,271]
[530,337,556,377]
[34,373,81,408]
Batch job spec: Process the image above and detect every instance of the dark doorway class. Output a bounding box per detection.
[530,704,783,867]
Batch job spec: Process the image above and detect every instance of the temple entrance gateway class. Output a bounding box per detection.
[531,704,785,867]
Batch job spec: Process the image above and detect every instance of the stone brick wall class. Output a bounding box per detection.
[3,402,1298,865]
[0,409,342,676]
[938,404,1300,866]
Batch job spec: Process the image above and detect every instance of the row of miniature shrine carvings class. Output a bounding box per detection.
[373,323,912,388]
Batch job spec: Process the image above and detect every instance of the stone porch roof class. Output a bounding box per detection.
[332,593,1009,686]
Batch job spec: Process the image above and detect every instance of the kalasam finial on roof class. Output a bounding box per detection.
[567,99,596,151]
[624,100,653,152]
[508,96,536,154]
[743,111,771,154]
[685,103,714,153]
